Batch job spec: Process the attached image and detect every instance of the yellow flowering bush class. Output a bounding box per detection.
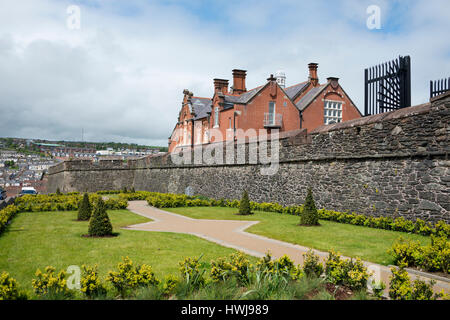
[274,255,297,274]
[162,274,179,296]
[255,253,299,280]
[436,290,450,300]
[210,252,251,285]
[179,256,202,279]
[0,271,27,300]
[0,205,20,235]
[137,264,160,287]
[302,250,324,278]
[389,263,440,300]
[325,250,371,291]
[14,193,127,212]
[210,257,232,282]
[389,235,450,273]
[179,255,206,289]
[107,257,159,297]
[31,266,72,298]
[80,265,106,298]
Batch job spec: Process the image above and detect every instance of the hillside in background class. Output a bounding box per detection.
[0,137,168,153]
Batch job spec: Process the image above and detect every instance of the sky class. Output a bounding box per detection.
[0,0,449,147]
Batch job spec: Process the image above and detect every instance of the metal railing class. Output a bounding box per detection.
[430,77,450,99]
[263,113,282,128]
[364,55,411,116]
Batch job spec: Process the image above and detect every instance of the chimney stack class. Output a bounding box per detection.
[232,69,247,94]
[213,78,229,95]
[327,77,339,89]
[308,63,319,87]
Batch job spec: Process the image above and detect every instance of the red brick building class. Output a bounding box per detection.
[168,63,362,152]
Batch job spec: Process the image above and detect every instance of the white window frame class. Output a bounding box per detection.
[214,107,219,128]
[269,101,276,125]
[324,100,342,125]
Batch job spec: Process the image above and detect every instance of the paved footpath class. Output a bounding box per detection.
[124,201,450,296]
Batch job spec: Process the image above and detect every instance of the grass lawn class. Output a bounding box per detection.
[0,209,246,295]
[165,206,431,266]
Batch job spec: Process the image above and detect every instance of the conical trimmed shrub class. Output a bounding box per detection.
[238,190,253,215]
[77,193,92,221]
[88,198,113,237]
[300,187,320,226]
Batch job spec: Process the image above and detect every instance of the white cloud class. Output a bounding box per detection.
[0,0,449,146]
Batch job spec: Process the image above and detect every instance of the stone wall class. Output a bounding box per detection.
[47,93,450,222]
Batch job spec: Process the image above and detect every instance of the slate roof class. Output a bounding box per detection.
[284,82,309,100]
[224,86,264,104]
[190,79,325,117]
[191,97,212,120]
[295,84,327,111]
[223,81,309,106]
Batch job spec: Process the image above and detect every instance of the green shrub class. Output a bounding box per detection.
[390,216,415,233]
[179,255,206,291]
[411,278,436,300]
[324,250,371,291]
[389,264,412,300]
[210,252,252,285]
[238,190,252,215]
[274,255,297,275]
[32,266,73,299]
[88,197,113,237]
[0,272,27,300]
[389,264,439,300]
[389,235,450,273]
[162,274,179,296]
[96,190,121,195]
[80,265,107,299]
[317,208,449,237]
[369,280,386,299]
[302,249,323,278]
[415,235,450,273]
[300,188,320,226]
[434,220,450,237]
[107,257,159,297]
[388,237,423,267]
[414,219,433,236]
[0,205,20,235]
[13,193,127,213]
[254,253,298,280]
[77,193,92,221]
